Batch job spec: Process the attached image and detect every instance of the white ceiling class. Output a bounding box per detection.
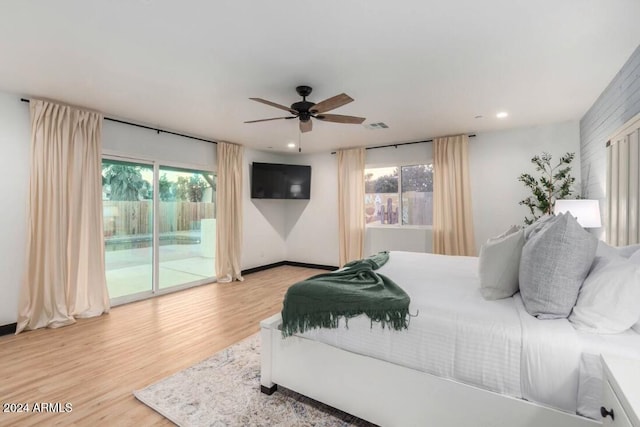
[1,1,639,153]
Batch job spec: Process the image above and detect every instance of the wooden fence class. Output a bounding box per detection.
[364,191,433,225]
[103,201,215,237]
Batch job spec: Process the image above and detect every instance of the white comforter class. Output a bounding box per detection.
[299,251,640,419]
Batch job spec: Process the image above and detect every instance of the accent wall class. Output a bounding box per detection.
[580,44,640,239]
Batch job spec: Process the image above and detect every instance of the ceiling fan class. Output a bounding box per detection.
[245,86,366,133]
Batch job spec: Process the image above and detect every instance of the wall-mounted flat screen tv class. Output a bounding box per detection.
[251,162,311,199]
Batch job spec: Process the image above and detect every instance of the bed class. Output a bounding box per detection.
[260,251,640,426]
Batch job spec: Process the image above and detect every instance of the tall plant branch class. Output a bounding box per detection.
[518,152,576,225]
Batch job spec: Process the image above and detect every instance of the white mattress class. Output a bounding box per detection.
[297,251,640,419]
[300,251,523,399]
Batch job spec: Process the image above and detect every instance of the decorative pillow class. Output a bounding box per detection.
[618,244,640,258]
[479,226,525,300]
[595,241,619,258]
[497,225,521,238]
[519,213,598,319]
[569,256,640,333]
[597,241,640,259]
[523,215,556,241]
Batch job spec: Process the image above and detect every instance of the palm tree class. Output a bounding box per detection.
[102,164,150,201]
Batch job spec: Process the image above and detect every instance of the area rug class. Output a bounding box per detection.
[134,333,375,427]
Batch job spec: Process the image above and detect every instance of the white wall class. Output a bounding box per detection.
[469,121,580,252]
[242,149,289,269]
[0,93,29,326]
[284,152,340,266]
[102,119,216,170]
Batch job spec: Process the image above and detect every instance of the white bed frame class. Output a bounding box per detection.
[260,314,600,427]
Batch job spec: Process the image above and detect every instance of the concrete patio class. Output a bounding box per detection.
[105,241,216,299]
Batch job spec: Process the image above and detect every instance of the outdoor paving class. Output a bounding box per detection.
[106,243,215,299]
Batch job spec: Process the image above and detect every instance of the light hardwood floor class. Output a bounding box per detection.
[0,265,322,427]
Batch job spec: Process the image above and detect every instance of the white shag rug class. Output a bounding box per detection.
[134,333,375,427]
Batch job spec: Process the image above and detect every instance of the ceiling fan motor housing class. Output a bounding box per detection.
[291,100,315,121]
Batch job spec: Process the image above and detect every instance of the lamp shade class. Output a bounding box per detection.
[553,199,602,228]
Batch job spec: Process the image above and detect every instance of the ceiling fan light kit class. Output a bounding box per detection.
[245,85,366,133]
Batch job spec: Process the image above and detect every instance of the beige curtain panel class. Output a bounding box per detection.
[432,134,476,256]
[215,142,244,282]
[607,122,640,245]
[337,147,365,267]
[17,100,110,333]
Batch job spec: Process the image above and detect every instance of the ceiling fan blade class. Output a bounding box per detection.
[310,93,354,113]
[315,114,366,124]
[249,98,297,114]
[244,116,293,123]
[300,120,313,133]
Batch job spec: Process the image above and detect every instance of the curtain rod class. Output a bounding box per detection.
[20,98,218,145]
[330,134,476,155]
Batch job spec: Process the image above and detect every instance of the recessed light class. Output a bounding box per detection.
[496,111,509,119]
[287,142,296,148]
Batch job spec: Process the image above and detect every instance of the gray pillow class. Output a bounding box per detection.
[479,226,525,300]
[523,215,555,240]
[519,213,598,319]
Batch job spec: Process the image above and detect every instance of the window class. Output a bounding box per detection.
[158,166,216,289]
[102,157,216,304]
[365,164,433,226]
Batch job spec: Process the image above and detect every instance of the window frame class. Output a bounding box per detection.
[102,152,217,307]
[364,162,434,229]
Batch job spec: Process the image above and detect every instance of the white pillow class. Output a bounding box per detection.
[569,255,640,333]
[597,241,640,259]
[619,244,640,258]
[595,241,619,258]
[618,249,640,333]
[479,226,524,300]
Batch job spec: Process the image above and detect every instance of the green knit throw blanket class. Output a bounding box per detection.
[281,251,410,337]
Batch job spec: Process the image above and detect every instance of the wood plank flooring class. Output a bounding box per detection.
[0,265,321,427]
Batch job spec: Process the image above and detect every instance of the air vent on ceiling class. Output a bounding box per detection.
[364,122,389,130]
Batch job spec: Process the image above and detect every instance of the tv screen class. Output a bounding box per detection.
[251,162,311,199]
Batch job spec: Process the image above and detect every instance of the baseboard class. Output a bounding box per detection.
[283,261,337,271]
[242,261,287,275]
[242,261,337,276]
[0,323,17,336]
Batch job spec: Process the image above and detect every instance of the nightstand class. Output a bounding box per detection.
[601,354,640,427]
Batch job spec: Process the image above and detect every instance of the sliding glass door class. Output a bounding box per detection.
[158,167,216,289]
[102,157,216,303]
[102,159,154,299]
